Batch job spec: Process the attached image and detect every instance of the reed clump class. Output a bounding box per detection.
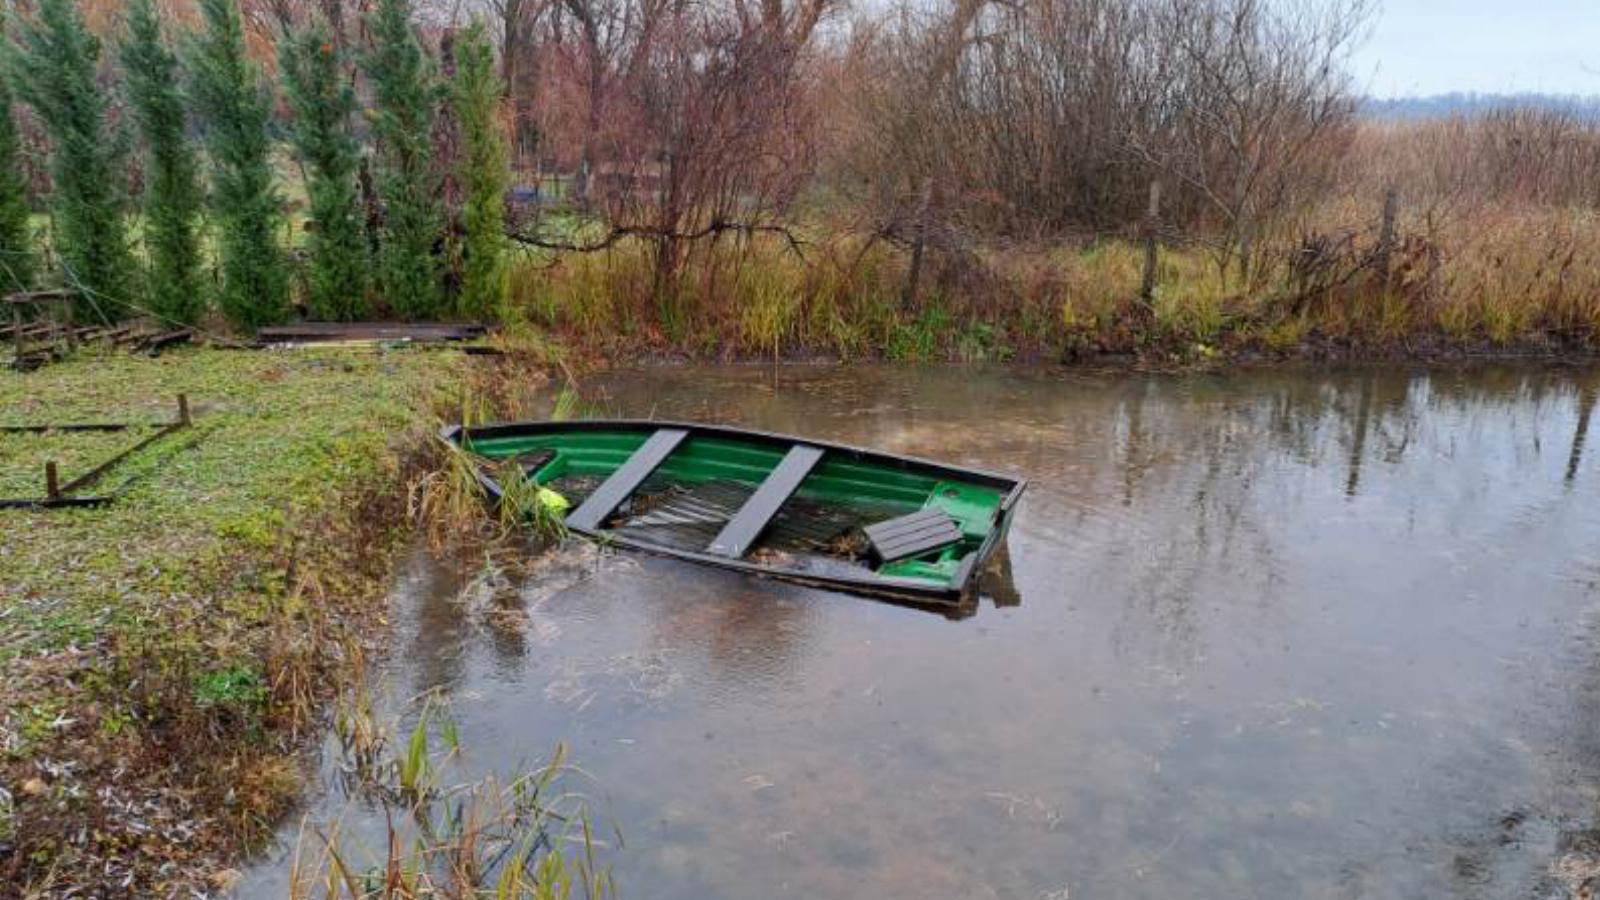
[410,384,573,552]
[297,691,609,900]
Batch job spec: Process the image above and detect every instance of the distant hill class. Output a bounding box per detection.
[1361,93,1600,121]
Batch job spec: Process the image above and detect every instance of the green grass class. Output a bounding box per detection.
[0,345,463,894]
[0,348,450,666]
[0,425,165,497]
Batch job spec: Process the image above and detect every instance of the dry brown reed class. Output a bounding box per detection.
[508,103,1600,359]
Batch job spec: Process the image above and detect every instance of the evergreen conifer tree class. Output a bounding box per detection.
[188,0,287,331]
[361,0,444,318]
[4,0,135,320]
[450,22,509,321]
[121,0,205,325]
[0,70,35,295]
[282,19,368,320]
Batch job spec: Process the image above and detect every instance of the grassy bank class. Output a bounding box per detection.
[0,347,465,895]
[506,208,1600,365]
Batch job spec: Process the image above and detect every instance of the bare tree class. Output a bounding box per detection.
[495,0,546,169]
[619,0,834,302]
[543,0,669,207]
[510,0,834,312]
[1135,0,1369,284]
[828,0,1369,290]
[824,0,999,307]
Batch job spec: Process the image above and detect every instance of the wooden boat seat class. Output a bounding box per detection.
[864,508,962,563]
[707,444,826,558]
[565,428,689,530]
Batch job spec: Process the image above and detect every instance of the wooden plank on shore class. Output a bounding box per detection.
[256,322,489,344]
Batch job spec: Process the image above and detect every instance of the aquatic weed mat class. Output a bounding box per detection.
[0,346,463,894]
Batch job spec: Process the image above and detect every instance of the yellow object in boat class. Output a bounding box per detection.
[537,487,570,514]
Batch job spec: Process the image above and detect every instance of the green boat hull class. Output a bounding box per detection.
[442,420,1025,609]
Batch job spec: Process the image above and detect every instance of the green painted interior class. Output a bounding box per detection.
[461,427,1006,587]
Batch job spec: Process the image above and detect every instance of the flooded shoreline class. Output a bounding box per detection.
[243,364,1600,899]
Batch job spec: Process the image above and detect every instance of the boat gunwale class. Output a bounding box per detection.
[441,419,1028,509]
[439,419,1027,608]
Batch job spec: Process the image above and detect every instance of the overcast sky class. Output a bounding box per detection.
[1351,0,1600,97]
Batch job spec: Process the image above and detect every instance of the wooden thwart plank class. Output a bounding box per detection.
[707,445,826,558]
[564,428,689,531]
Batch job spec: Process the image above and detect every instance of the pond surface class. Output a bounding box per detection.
[242,364,1600,899]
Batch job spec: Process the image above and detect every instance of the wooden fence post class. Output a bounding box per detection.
[1375,186,1398,284]
[62,293,76,353]
[177,393,191,427]
[901,179,935,311]
[10,299,21,367]
[1140,180,1162,305]
[45,461,60,501]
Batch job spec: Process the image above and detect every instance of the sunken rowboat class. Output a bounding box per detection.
[442,420,1026,608]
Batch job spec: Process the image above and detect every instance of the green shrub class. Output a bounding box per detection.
[0,65,33,294]
[4,0,136,320]
[281,18,369,320]
[451,22,511,321]
[362,0,445,318]
[188,0,289,332]
[121,0,206,326]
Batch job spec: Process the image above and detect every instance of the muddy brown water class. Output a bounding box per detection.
[241,364,1600,899]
